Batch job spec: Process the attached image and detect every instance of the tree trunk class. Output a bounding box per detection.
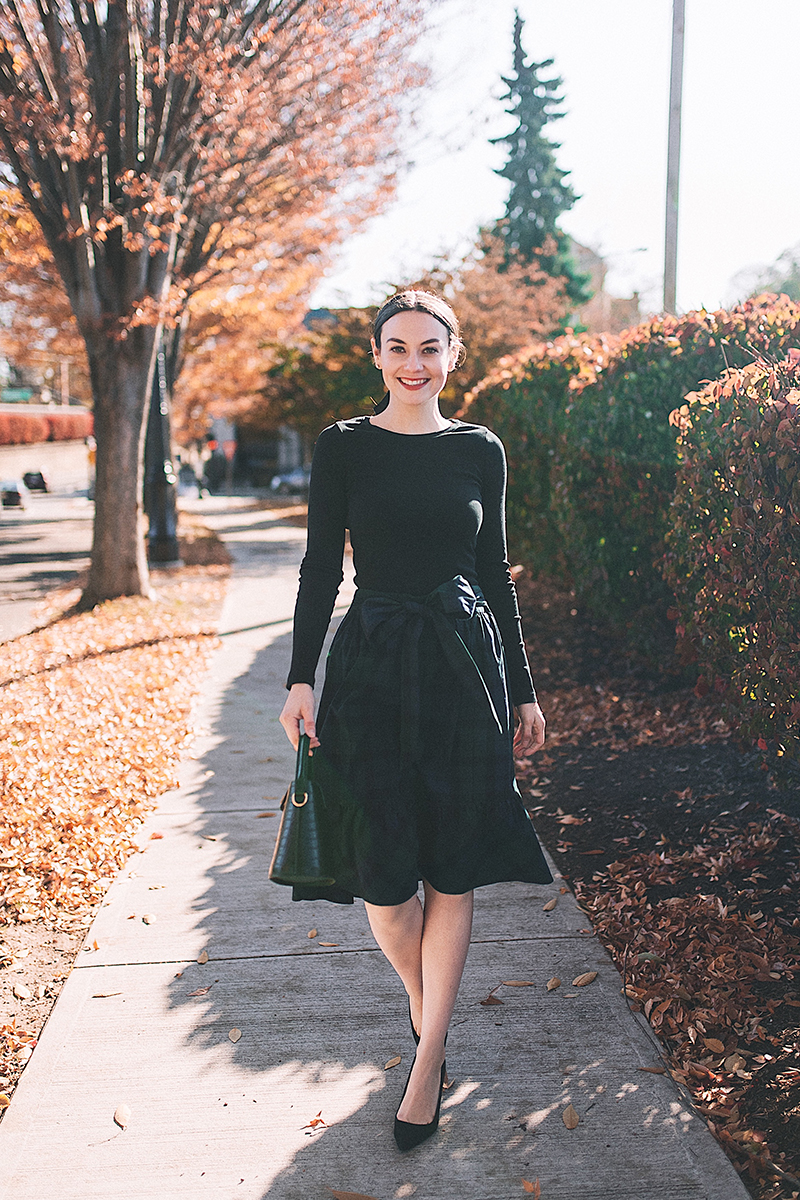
[80,326,158,608]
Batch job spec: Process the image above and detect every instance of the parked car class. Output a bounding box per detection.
[269,467,310,496]
[22,470,49,493]
[1,479,28,508]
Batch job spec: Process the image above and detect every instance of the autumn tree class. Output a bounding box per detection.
[254,228,567,440]
[0,182,91,403]
[0,0,425,606]
[492,11,589,307]
[436,229,568,408]
[253,307,377,446]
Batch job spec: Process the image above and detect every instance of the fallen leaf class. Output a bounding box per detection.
[256,812,276,818]
[543,897,558,911]
[197,950,209,964]
[704,1037,725,1055]
[546,977,561,991]
[92,992,122,999]
[559,886,569,894]
[502,980,536,987]
[188,986,212,997]
[0,1093,10,1109]
[384,1055,402,1070]
[318,942,339,947]
[522,1181,541,1197]
[149,832,164,840]
[0,572,225,934]
[562,1103,580,1129]
[142,913,156,925]
[12,983,31,1000]
[480,985,504,1006]
[305,1110,327,1130]
[724,1053,746,1072]
[327,1191,380,1200]
[572,971,598,987]
[113,1103,131,1129]
[308,929,318,939]
[228,1028,242,1043]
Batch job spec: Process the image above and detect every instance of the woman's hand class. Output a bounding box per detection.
[279,683,320,749]
[513,701,546,758]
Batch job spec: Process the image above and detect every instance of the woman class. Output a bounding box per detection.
[279,290,551,1152]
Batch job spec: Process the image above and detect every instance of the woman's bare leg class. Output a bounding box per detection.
[365,883,474,1124]
[364,892,425,1034]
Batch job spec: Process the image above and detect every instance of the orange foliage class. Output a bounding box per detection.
[0,184,91,402]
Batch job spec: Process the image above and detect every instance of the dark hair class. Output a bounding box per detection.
[371,290,465,413]
[373,289,465,362]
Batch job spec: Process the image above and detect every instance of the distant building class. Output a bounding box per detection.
[571,242,641,335]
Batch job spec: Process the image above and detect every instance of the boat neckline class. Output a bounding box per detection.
[366,418,459,436]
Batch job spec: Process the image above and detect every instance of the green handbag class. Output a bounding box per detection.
[269,734,337,887]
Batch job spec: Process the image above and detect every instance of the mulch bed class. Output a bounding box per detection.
[515,573,800,1200]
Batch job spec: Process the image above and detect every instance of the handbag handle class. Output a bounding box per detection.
[292,732,312,807]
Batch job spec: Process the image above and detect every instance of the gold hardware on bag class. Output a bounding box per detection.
[292,790,308,808]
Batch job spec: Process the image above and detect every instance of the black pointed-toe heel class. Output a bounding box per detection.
[393,1058,447,1152]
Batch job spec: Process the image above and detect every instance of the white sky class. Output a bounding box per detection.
[312,0,800,316]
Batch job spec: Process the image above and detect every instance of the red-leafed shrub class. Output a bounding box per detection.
[0,412,48,445]
[0,409,92,445]
[44,410,93,441]
[663,355,800,774]
[551,298,800,642]
[465,331,614,576]
[468,296,800,659]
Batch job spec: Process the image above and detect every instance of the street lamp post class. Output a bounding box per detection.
[664,0,685,314]
[143,348,181,565]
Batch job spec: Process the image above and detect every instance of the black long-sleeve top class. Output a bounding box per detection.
[286,416,536,706]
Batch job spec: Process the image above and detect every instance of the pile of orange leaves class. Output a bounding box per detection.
[0,568,226,925]
[575,815,800,1197]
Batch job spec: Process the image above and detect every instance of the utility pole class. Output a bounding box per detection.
[664,0,685,314]
[143,348,181,565]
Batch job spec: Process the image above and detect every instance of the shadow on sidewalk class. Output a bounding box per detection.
[150,626,725,1200]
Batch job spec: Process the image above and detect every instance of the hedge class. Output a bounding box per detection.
[663,354,800,773]
[467,296,800,650]
[464,331,613,576]
[0,409,93,446]
[551,298,800,638]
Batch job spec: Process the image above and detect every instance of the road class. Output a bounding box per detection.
[0,494,94,642]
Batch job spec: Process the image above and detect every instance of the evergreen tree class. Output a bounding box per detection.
[492,11,591,306]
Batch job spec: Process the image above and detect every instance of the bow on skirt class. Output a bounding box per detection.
[354,575,511,764]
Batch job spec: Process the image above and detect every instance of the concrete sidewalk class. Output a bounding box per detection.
[0,503,749,1200]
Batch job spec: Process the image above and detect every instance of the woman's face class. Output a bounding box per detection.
[371,311,458,407]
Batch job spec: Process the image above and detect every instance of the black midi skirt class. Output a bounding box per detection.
[292,574,552,905]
